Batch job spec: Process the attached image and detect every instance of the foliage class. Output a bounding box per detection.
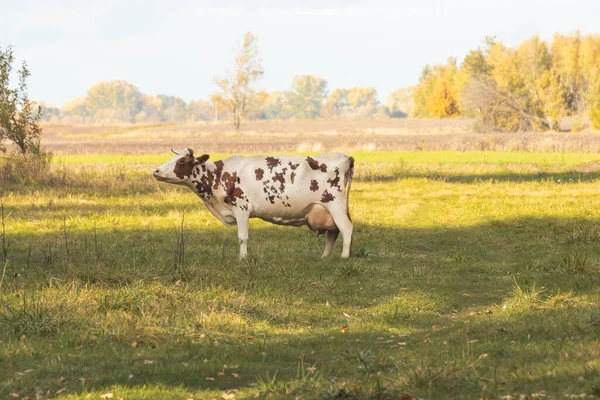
[288,74,328,119]
[413,59,460,118]
[415,32,600,132]
[385,87,414,118]
[0,45,42,155]
[211,32,264,129]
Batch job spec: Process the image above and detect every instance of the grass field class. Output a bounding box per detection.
[2,148,600,399]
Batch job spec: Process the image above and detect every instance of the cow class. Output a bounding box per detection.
[153,148,354,259]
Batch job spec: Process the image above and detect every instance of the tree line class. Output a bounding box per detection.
[40,32,414,126]
[413,32,600,131]
[39,79,412,125]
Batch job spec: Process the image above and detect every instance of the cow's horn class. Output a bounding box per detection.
[171,148,178,155]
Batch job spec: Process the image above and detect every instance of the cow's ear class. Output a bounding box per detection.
[195,154,210,164]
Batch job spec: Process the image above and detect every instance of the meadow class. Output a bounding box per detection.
[2,123,600,399]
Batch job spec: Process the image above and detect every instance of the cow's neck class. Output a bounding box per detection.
[190,160,225,198]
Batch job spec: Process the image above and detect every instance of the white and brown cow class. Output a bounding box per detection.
[153,148,354,259]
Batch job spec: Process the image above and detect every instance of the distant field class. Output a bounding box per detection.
[2,143,600,399]
[35,120,600,155]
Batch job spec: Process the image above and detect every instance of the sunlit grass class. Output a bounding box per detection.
[2,152,600,399]
[53,150,600,166]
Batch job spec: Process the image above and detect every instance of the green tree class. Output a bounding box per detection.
[323,88,348,118]
[261,91,293,120]
[61,97,90,123]
[86,80,142,123]
[289,74,327,119]
[0,45,42,155]
[212,32,264,129]
[346,87,378,117]
[157,95,187,122]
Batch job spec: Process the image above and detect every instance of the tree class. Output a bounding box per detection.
[346,87,378,118]
[187,99,213,122]
[323,89,348,118]
[289,74,327,119]
[212,32,264,129]
[0,45,42,155]
[261,91,293,120]
[157,95,187,122]
[86,80,142,123]
[386,87,414,118]
[413,59,460,118]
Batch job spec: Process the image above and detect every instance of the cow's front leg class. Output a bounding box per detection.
[235,211,250,259]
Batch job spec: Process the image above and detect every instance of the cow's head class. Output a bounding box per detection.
[153,148,209,184]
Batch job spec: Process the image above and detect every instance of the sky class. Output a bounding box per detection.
[1,0,599,106]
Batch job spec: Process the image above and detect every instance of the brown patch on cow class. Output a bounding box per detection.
[321,190,335,203]
[310,179,319,191]
[265,157,281,172]
[273,171,286,191]
[195,173,213,197]
[232,187,245,200]
[288,161,300,170]
[220,171,247,206]
[255,168,264,180]
[328,167,341,191]
[212,160,224,189]
[306,157,327,172]
[173,154,195,179]
[221,171,238,197]
[290,171,296,184]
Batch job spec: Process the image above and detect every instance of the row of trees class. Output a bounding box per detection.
[40,33,414,125]
[41,78,412,125]
[413,32,600,131]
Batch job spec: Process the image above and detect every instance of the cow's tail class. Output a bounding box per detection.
[345,156,354,221]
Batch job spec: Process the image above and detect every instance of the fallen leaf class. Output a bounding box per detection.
[100,393,114,399]
[205,377,215,381]
[217,370,225,376]
[231,373,239,379]
[143,360,156,365]
[56,388,68,394]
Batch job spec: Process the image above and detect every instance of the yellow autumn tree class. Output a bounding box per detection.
[413,59,460,118]
[212,32,264,129]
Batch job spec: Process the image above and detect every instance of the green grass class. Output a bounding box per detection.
[2,152,600,399]
[53,150,600,166]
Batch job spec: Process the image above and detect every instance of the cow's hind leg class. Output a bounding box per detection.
[326,208,353,258]
[321,229,339,258]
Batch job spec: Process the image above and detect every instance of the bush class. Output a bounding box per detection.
[0,152,54,185]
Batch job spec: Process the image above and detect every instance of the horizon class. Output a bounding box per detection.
[2,0,599,107]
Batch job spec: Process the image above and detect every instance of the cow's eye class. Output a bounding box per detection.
[177,159,184,164]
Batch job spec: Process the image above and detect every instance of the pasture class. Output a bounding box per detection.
[2,127,600,399]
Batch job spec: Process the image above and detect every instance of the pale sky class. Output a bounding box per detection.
[1,0,598,106]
